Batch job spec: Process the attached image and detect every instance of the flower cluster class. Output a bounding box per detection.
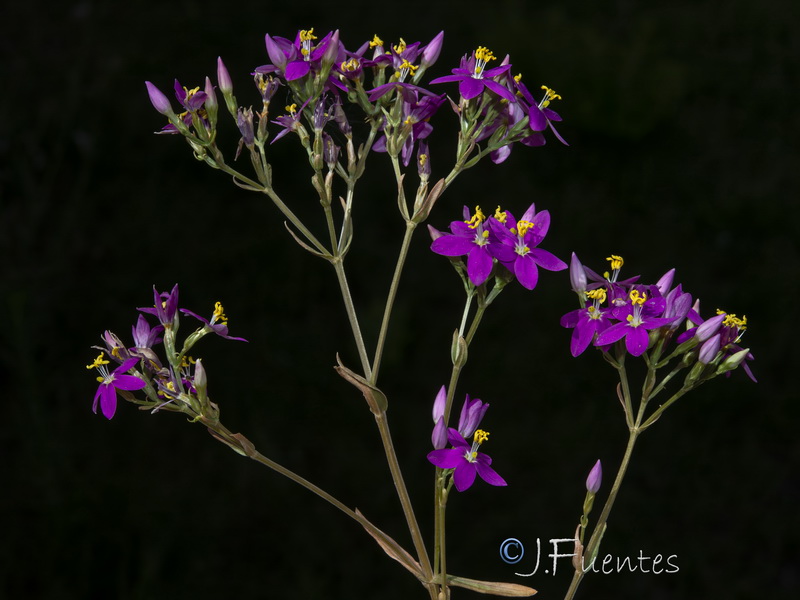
[428,390,506,492]
[430,203,567,289]
[144,29,568,177]
[561,254,755,381]
[86,285,247,420]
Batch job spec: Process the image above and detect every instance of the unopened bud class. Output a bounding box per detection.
[716,347,751,375]
[451,330,468,367]
[586,459,602,493]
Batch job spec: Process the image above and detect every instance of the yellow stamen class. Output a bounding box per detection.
[212,301,228,325]
[340,58,360,72]
[540,85,562,108]
[285,103,297,116]
[494,206,508,223]
[464,206,486,229]
[393,38,407,54]
[300,29,317,42]
[86,353,109,370]
[606,254,624,271]
[369,34,384,48]
[516,219,535,237]
[474,46,496,63]
[629,289,647,306]
[474,429,490,444]
[418,154,428,166]
[586,288,607,303]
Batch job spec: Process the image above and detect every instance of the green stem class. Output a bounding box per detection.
[331,259,373,380]
[563,416,642,600]
[373,411,434,582]
[370,221,417,384]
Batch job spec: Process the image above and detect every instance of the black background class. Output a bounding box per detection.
[2,0,798,598]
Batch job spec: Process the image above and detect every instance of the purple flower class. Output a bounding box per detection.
[586,459,603,493]
[132,314,163,349]
[560,287,614,356]
[488,204,567,290]
[431,206,496,286]
[139,284,180,328]
[428,429,507,492]
[430,46,515,101]
[594,288,676,356]
[181,301,248,342]
[262,29,338,81]
[87,354,146,419]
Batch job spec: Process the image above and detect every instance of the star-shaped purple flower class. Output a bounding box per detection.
[427,428,507,492]
[594,288,675,356]
[488,204,567,290]
[430,46,515,101]
[431,206,497,286]
[88,354,146,419]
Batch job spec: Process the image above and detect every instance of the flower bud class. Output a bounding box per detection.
[569,252,587,296]
[432,385,447,422]
[450,330,468,367]
[696,313,725,342]
[265,34,287,70]
[145,81,173,116]
[420,31,444,70]
[432,416,448,450]
[194,358,207,402]
[656,268,676,295]
[203,76,218,124]
[716,347,751,375]
[698,334,721,364]
[586,459,602,493]
[217,56,233,95]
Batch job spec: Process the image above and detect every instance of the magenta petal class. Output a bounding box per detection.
[453,463,477,492]
[467,247,493,285]
[432,235,475,256]
[114,374,146,391]
[514,256,539,290]
[475,457,507,487]
[571,321,595,357]
[530,248,567,271]
[529,107,547,131]
[459,77,484,100]
[625,326,649,356]
[595,322,628,347]
[92,385,103,414]
[100,384,117,420]
[284,60,311,81]
[482,79,515,101]
[427,449,463,469]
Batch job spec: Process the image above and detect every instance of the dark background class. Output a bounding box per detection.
[2,0,797,598]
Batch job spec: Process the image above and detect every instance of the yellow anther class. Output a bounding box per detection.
[393,38,407,54]
[474,46,496,63]
[212,301,228,325]
[418,154,428,166]
[514,73,523,83]
[474,429,490,444]
[629,289,647,306]
[285,103,297,116]
[300,29,317,42]
[540,85,562,108]
[606,254,624,271]
[369,34,384,48]
[340,58,360,72]
[586,288,607,303]
[86,353,110,369]
[111,346,122,359]
[464,206,486,229]
[516,219,534,237]
[494,206,508,223]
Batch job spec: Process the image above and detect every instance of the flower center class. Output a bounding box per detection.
[473,46,496,79]
[626,289,647,327]
[465,429,490,463]
[86,353,112,383]
[586,288,607,319]
[300,29,317,59]
[394,58,418,82]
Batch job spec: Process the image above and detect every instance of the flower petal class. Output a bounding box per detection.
[452,463,477,492]
[100,384,117,420]
[466,247,493,286]
[427,449,464,469]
